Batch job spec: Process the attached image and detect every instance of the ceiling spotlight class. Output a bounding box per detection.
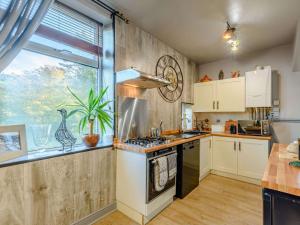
[223,21,236,40]
[230,40,240,51]
[231,45,239,51]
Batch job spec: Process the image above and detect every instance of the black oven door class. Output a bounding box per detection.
[146,151,176,203]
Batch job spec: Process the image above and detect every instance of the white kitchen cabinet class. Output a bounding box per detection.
[200,137,212,179]
[193,77,245,112]
[193,81,216,112]
[212,136,237,174]
[237,138,269,179]
[217,77,245,112]
[245,67,279,107]
[116,149,175,224]
[212,136,269,180]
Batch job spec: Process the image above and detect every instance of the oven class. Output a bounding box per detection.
[146,146,177,203]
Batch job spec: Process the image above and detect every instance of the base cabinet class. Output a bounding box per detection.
[238,138,269,179]
[263,188,300,225]
[200,137,212,179]
[212,137,237,174]
[212,136,269,180]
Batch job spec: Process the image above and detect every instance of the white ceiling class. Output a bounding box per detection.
[106,0,300,64]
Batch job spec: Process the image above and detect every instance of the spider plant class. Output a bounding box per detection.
[65,87,112,136]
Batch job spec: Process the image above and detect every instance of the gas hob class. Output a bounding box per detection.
[125,137,169,148]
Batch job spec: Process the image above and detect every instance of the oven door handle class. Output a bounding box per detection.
[148,151,177,162]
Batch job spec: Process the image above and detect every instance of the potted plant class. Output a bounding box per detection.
[64,87,112,147]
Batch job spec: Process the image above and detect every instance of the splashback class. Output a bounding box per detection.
[117,96,149,141]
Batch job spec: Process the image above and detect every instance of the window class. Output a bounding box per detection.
[0,2,114,152]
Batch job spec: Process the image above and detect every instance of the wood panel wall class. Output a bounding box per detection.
[115,18,198,131]
[0,16,198,225]
[0,148,116,225]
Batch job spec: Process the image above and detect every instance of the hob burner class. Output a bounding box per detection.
[125,137,168,148]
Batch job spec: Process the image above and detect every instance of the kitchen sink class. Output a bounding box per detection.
[164,131,209,141]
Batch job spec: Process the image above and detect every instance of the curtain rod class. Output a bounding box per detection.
[91,0,129,23]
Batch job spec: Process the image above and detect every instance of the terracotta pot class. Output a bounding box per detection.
[82,134,100,147]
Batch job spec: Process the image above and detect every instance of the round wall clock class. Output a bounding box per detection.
[155,55,184,103]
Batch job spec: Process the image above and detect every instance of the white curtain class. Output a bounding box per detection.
[0,0,53,72]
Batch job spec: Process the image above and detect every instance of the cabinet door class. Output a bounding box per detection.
[212,137,237,174]
[216,77,245,112]
[200,137,212,179]
[193,81,216,112]
[237,138,269,179]
[246,68,272,107]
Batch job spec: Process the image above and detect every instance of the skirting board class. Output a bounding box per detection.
[199,170,210,181]
[72,202,116,225]
[211,170,261,185]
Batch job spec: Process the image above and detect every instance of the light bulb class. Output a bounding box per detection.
[230,40,240,51]
[227,39,234,44]
[223,29,233,40]
[231,45,238,51]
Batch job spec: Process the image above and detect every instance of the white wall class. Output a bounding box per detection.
[197,44,300,144]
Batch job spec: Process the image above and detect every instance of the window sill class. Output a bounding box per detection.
[0,138,113,168]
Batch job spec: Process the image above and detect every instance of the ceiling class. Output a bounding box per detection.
[106,0,300,64]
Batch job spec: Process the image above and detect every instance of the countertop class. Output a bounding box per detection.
[262,143,300,196]
[114,132,272,154]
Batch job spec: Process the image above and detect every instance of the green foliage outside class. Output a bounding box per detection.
[0,62,98,151]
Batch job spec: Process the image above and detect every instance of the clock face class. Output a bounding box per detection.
[155,55,184,103]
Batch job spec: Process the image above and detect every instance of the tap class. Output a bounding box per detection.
[159,120,163,135]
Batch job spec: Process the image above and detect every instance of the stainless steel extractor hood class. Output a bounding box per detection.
[116,68,171,89]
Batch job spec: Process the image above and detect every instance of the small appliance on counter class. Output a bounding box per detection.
[211,124,225,133]
[225,120,238,134]
[238,120,271,136]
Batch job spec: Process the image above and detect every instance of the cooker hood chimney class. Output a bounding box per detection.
[116,68,171,89]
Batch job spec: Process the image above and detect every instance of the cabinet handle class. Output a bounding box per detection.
[234,142,236,151]
[217,101,219,109]
[213,101,215,110]
[239,142,241,151]
[209,140,211,149]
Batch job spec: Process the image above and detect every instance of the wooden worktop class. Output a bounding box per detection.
[262,143,300,196]
[212,133,272,140]
[114,133,272,154]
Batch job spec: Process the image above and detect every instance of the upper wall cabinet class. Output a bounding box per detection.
[245,67,279,107]
[193,81,216,112]
[217,77,245,112]
[193,77,245,112]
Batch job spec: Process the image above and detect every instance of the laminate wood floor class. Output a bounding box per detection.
[94,175,262,225]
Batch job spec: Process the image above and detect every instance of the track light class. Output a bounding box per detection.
[223,21,239,51]
[223,22,236,40]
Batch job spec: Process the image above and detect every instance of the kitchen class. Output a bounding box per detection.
[0,0,300,225]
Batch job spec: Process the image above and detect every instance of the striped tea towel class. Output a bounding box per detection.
[167,153,177,180]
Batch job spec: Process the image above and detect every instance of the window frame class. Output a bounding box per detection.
[0,1,111,153]
[26,1,104,69]
[0,0,115,166]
